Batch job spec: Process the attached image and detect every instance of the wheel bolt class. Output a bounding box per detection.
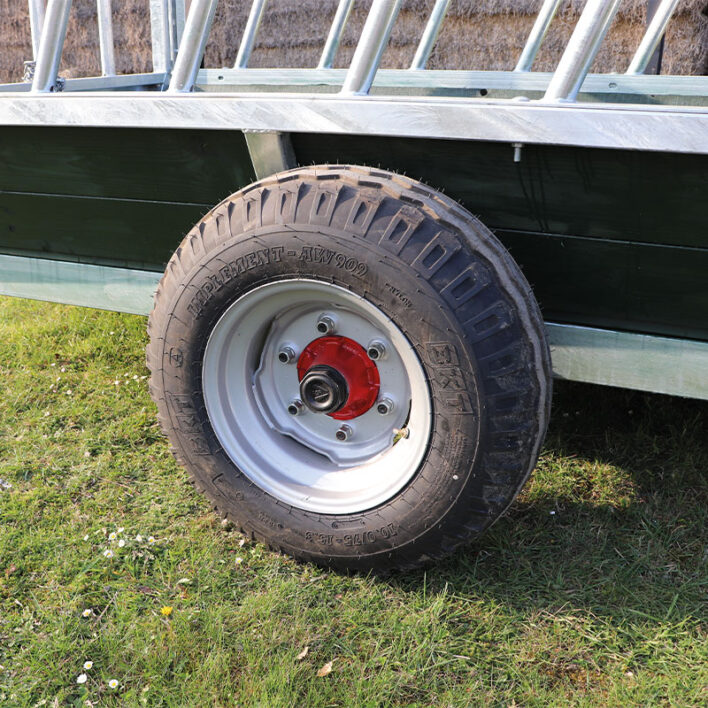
[287,399,304,416]
[367,340,386,361]
[376,397,394,415]
[316,314,336,335]
[278,345,296,364]
[335,424,352,442]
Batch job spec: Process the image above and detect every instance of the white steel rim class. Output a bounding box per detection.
[202,279,432,514]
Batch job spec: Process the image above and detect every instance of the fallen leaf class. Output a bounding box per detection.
[296,646,309,661]
[317,660,333,677]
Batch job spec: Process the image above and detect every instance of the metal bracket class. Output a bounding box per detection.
[243,131,297,179]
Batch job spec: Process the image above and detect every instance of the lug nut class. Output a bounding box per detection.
[316,314,336,335]
[287,399,304,416]
[278,345,297,364]
[335,424,352,442]
[376,397,394,415]
[367,340,386,361]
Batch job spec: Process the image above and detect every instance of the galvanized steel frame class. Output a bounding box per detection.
[1,92,706,155]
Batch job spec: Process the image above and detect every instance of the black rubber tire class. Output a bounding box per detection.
[147,165,552,571]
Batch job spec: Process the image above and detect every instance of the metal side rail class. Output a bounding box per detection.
[0,91,706,154]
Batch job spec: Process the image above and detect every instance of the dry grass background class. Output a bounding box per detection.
[2,0,707,84]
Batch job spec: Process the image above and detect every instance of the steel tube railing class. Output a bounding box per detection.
[409,0,450,70]
[341,0,402,95]
[543,0,622,101]
[31,0,72,92]
[168,0,218,92]
[234,0,268,69]
[28,0,46,59]
[626,0,680,74]
[96,0,116,76]
[514,0,563,72]
[318,0,355,69]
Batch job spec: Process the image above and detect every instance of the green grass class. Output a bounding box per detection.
[0,296,706,707]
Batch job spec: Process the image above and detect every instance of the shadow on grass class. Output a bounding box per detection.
[387,382,708,625]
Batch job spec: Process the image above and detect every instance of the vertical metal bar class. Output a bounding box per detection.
[341,0,402,95]
[168,0,186,64]
[168,0,218,92]
[234,0,268,69]
[150,0,171,73]
[409,0,450,70]
[514,0,563,72]
[543,0,622,102]
[28,0,46,59]
[318,0,355,69]
[31,0,72,92]
[96,0,116,76]
[626,0,679,75]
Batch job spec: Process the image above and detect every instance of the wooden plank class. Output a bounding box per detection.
[0,126,255,204]
[0,192,206,270]
[0,190,707,340]
[499,230,708,341]
[290,133,708,249]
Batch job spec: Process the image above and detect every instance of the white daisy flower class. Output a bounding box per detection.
[147,536,156,544]
[108,679,119,689]
[135,534,143,542]
[235,557,243,565]
[81,609,93,618]
[83,661,93,670]
[108,532,117,541]
[118,539,125,548]
[103,549,113,558]
[76,673,87,684]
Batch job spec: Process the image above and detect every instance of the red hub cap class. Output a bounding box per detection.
[297,336,380,420]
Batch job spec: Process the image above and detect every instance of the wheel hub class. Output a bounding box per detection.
[299,364,349,414]
[297,336,380,420]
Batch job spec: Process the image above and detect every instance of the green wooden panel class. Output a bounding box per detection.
[498,230,708,341]
[0,128,706,342]
[290,134,708,249]
[0,126,255,204]
[0,192,206,270]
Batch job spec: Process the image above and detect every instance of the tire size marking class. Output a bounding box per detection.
[295,246,368,277]
[305,523,398,547]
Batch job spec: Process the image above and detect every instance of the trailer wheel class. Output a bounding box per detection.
[147,165,551,571]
